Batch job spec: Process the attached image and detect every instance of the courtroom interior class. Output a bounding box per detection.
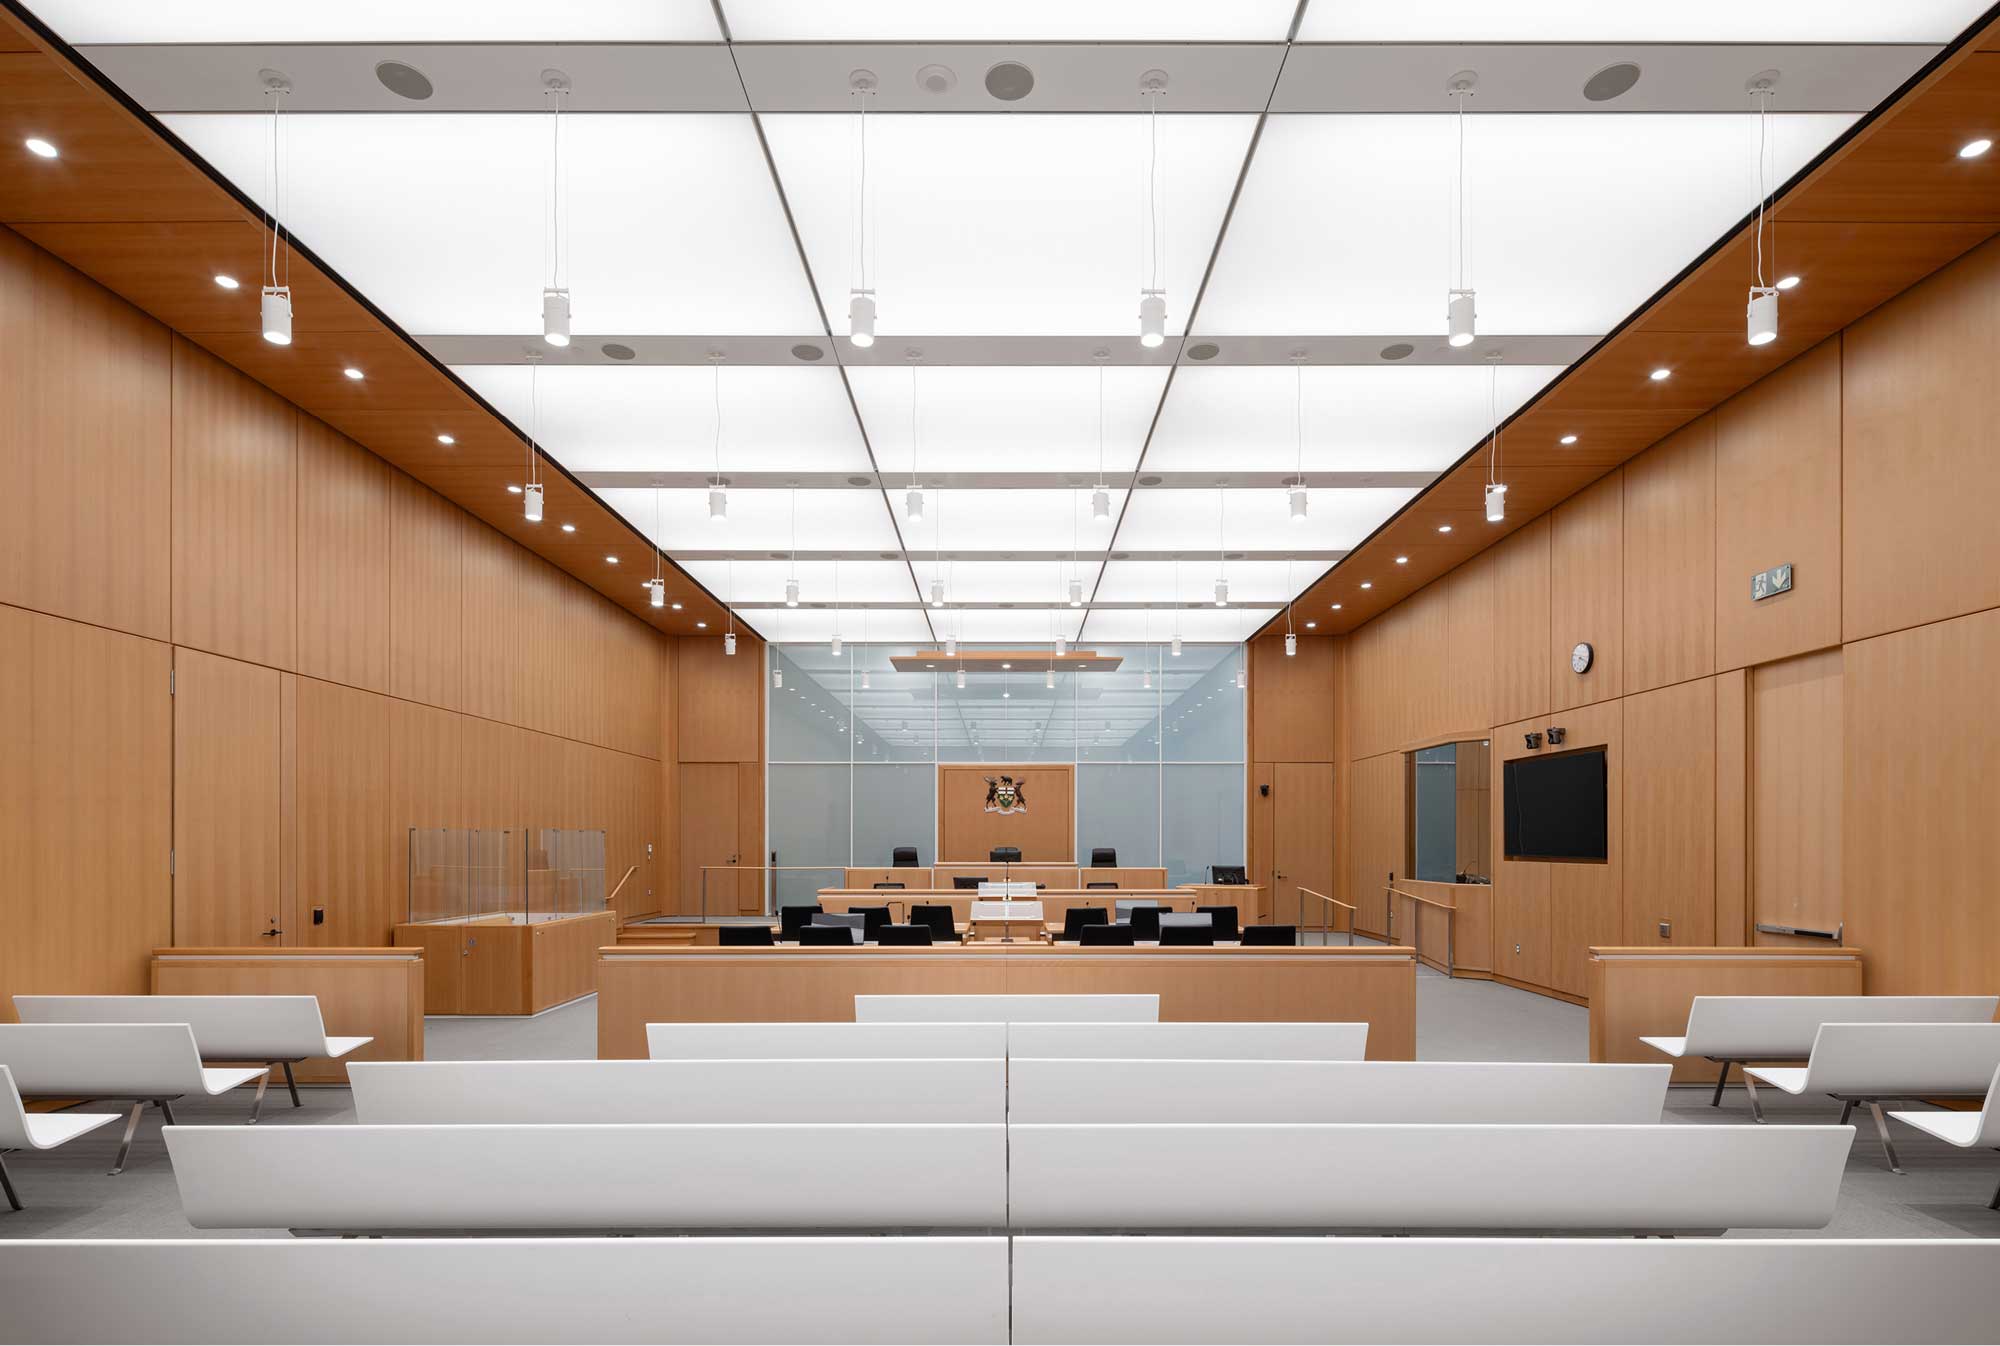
[4,2,2000,1343]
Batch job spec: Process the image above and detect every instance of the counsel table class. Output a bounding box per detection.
[596,943,1417,1060]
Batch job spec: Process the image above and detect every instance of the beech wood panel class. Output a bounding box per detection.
[1749,650,1844,944]
[388,699,462,929]
[679,761,741,918]
[1490,518,1552,726]
[1548,471,1624,713]
[1622,417,1716,694]
[938,764,1075,864]
[1544,700,1623,997]
[1621,678,1716,947]
[294,678,394,947]
[1249,631,1338,763]
[172,647,282,948]
[529,911,619,1012]
[677,632,763,763]
[1489,717,1553,990]
[296,417,390,694]
[1713,668,1749,946]
[1271,763,1335,929]
[1346,753,1403,937]
[388,470,463,712]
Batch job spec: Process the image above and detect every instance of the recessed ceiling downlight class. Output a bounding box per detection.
[984,61,1036,102]
[917,64,957,95]
[599,342,636,361]
[1379,342,1415,361]
[790,343,825,361]
[1583,62,1642,103]
[1186,342,1221,361]
[374,60,434,101]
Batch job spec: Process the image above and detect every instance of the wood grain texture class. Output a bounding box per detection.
[677,631,763,763]
[1621,678,1716,947]
[1843,235,2000,640]
[1248,631,1337,763]
[1843,608,2000,995]
[678,761,741,918]
[1489,716,1553,990]
[1272,763,1335,929]
[171,337,297,670]
[938,764,1076,864]
[1749,649,1844,943]
[528,911,618,1012]
[294,677,395,947]
[1621,417,1716,694]
[389,698,462,928]
[1714,337,1843,672]
[1544,699,1623,996]
[1713,668,1749,946]
[1490,517,1552,726]
[296,417,390,694]
[1346,753,1403,937]
[171,647,283,948]
[1548,471,1624,713]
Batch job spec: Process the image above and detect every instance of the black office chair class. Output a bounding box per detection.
[1085,881,1117,890]
[872,881,906,890]
[1090,848,1117,868]
[848,905,893,941]
[1159,915,1216,947]
[797,925,857,946]
[952,876,987,890]
[1242,924,1297,946]
[891,846,919,868]
[910,904,958,943]
[990,846,1022,863]
[719,925,775,946]
[1079,923,1137,946]
[875,924,935,946]
[1059,907,1109,942]
[1128,905,1169,942]
[778,904,823,942]
[1211,865,1247,885]
[1195,905,1239,943]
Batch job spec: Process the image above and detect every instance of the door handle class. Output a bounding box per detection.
[261,927,282,938]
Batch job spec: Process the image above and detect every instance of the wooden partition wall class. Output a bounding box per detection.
[936,764,1075,863]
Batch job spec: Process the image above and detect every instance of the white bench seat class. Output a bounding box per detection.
[1005,1022,1367,1060]
[0,1024,269,1173]
[0,1065,121,1212]
[854,994,1158,1023]
[647,1021,1006,1059]
[1742,1022,2000,1173]
[1890,1061,2000,1209]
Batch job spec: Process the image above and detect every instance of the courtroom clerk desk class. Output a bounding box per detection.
[596,943,1417,1061]
[1178,883,1267,926]
[818,889,1196,926]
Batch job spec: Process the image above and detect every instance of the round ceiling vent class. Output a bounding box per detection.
[374,60,434,101]
[1111,552,1130,560]
[984,61,1036,102]
[1186,342,1221,361]
[917,64,957,95]
[600,342,636,361]
[790,343,824,361]
[1583,62,1642,102]
[1379,342,1415,361]
[1138,475,1163,487]
[768,552,787,560]
[846,476,872,486]
[879,552,898,560]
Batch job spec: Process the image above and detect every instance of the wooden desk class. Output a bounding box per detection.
[394,911,617,1015]
[1178,884,1268,927]
[149,947,424,1084]
[597,943,1417,1061]
[818,889,1195,927]
[1587,946,1865,1084]
[843,867,934,890]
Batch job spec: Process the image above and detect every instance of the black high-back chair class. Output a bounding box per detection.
[1195,905,1239,943]
[1079,923,1137,946]
[1059,907,1109,942]
[848,905,893,941]
[990,846,1022,863]
[778,904,823,942]
[910,904,958,943]
[891,846,919,868]
[1128,905,1169,942]
[1242,924,1297,946]
[952,876,988,890]
[872,881,906,890]
[1159,915,1216,946]
[1090,847,1117,867]
[719,925,775,946]
[798,925,857,946]
[875,924,935,946]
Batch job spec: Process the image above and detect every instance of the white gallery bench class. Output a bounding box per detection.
[349,1058,1003,1124]
[647,1020,1006,1059]
[0,1065,119,1212]
[15,995,372,1109]
[1006,1060,1668,1124]
[855,994,1158,1023]
[1742,1022,2000,1172]
[1006,1123,1850,1234]
[0,1025,269,1173]
[166,1123,1007,1234]
[1005,1021,1367,1060]
[0,1236,1009,1344]
[1640,995,1998,1106]
[1891,1061,2000,1209]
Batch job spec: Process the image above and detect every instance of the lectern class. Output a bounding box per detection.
[968,899,1045,943]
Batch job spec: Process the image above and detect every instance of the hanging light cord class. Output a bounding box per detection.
[652,480,663,589]
[710,356,723,489]
[266,84,288,290]
[1753,85,1775,289]
[1485,357,1501,488]
[1096,362,1107,484]
[909,361,920,491]
[1146,84,1163,292]
[1293,356,1305,486]
[789,485,798,582]
[853,85,869,293]
[526,353,541,490]
[1286,557,1296,637]
[1454,87,1469,291]
[1216,488,1226,580]
[546,85,566,290]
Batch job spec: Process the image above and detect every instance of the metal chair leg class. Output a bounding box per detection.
[110,1103,144,1175]
[1988,1165,2000,1211]
[283,1062,302,1108]
[1743,1074,1766,1123]
[1867,1102,1905,1174]
[248,1071,270,1124]
[157,1099,176,1127]
[1711,1061,1731,1107]
[0,1152,21,1211]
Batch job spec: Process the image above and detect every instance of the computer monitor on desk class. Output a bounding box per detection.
[1210,865,1247,885]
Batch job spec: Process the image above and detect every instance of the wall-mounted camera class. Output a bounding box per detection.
[1546,727,1567,745]
[1523,731,1543,749]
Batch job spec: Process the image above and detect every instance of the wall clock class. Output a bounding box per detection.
[1571,642,1594,674]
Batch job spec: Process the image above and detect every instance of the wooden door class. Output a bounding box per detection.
[1750,649,1844,944]
[679,763,740,917]
[1272,764,1335,929]
[172,648,284,947]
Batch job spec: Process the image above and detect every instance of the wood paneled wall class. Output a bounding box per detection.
[0,223,700,1010]
[1337,234,2000,1003]
[671,629,765,917]
[1248,633,1342,930]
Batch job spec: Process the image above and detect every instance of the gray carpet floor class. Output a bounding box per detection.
[6,978,1997,1240]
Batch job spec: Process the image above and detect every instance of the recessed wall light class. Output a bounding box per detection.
[1649,367,1672,381]
[605,555,619,564]
[1775,275,1801,291]
[560,523,576,533]
[436,433,455,446]
[671,602,683,611]
[506,484,523,494]
[1959,138,1992,159]
[1359,582,1373,590]
[1304,621,1317,629]
[23,138,57,159]
[696,621,707,629]
[1437,524,1452,533]
[342,367,364,381]
[1559,433,1578,445]
[213,274,240,290]
[1395,556,1408,564]
[1331,603,1343,610]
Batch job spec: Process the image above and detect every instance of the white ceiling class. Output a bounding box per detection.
[30,0,1996,650]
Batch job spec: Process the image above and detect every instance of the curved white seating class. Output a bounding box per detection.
[855,994,1158,1023]
[166,1123,1007,1232]
[0,1237,1010,1344]
[0,1065,120,1212]
[1744,1023,2000,1171]
[0,1024,269,1173]
[15,995,371,1111]
[1011,1237,2000,1344]
[350,1058,1004,1124]
[1007,1060,1668,1124]
[1006,1021,1367,1060]
[1891,1062,2000,1210]
[647,1020,1006,1060]
[1007,1123,1850,1233]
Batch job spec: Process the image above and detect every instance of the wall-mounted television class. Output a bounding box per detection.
[1502,747,1608,863]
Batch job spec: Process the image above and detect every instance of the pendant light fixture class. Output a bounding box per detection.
[1236,662,1247,690]
[930,477,947,611]
[1284,558,1297,656]
[1482,349,1507,523]
[645,482,666,608]
[723,558,737,655]
[1091,349,1112,521]
[1068,489,1085,607]
[946,632,958,657]
[1288,349,1308,522]
[859,608,871,690]
[829,561,842,655]
[1056,570,1070,656]
[1445,71,1477,348]
[905,352,924,521]
[540,70,572,348]
[522,351,545,524]
[1746,72,1781,347]
[259,70,293,345]
[848,70,878,347]
[773,658,782,689]
[784,484,800,606]
[1171,560,1183,656]
[1138,70,1169,348]
[956,668,966,690]
[1213,488,1229,606]
[707,352,728,523]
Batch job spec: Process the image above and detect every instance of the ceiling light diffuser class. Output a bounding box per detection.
[1960,138,1992,159]
[23,137,57,159]
[260,286,292,345]
[1776,275,1801,290]
[522,482,543,523]
[849,290,876,347]
[213,274,239,290]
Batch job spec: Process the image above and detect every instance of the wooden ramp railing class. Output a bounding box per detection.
[1298,888,1358,945]
[1385,885,1455,976]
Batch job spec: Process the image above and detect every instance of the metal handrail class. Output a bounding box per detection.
[1383,883,1455,977]
[1297,887,1357,946]
[605,865,638,907]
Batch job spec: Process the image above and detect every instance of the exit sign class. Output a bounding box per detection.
[1751,563,1794,601]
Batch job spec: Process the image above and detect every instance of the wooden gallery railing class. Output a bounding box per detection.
[1385,885,1455,977]
[1298,888,1358,946]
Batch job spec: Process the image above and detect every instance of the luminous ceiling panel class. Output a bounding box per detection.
[1115,487,1418,555]
[915,559,1103,606]
[1097,559,1319,606]
[161,114,819,335]
[1295,0,1993,42]
[721,0,1299,41]
[920,489,1127,552]
[1083,607,1278,643]
[1201,113,1854,336]
[851,366,1169,477]
[679,560,918,608]
[744,607,934,644]
[453,364,869,474]
[1147,364,1566,474]
[762,113,1256,338]
[23,0,721,42]
[947,609,1090,643]
[598,486,903,553]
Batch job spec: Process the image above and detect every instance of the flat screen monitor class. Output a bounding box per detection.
[1503,747,1608,862]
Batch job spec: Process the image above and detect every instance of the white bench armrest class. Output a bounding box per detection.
[1742,1066,1810,1094]
[23,1111,120,1150]
[1887,1109,1984,1147]
[199,1066,269,1096]
[1637,1035,1688,1058]
[321,1036,373,1059]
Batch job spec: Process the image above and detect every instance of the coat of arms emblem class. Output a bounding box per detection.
[983,775,1027,815]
